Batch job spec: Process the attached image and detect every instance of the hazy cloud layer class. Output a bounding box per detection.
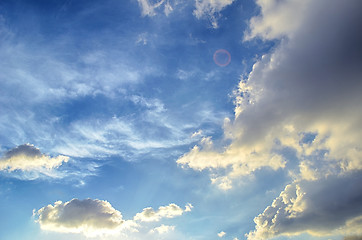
[149,224,175,234]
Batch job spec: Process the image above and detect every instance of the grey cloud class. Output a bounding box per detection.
[241,1,362,238]
[345,237,362,240]
[194,0,235,28]
[36,199,192,238]
[0,144,69,177]
[4,144,42,158]
[36,198,124,237]
[236,0,362,147]
[247,172,362,239]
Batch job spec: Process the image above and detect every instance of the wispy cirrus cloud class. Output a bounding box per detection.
[193,0,235,28]
[137,0,176,17]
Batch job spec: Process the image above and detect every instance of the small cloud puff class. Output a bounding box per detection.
[0,144,68,178]
[193,0,235,28]
[149,224,175,234]
[244,0,310,41]
[134,203,191,222]
[218,231,226,237]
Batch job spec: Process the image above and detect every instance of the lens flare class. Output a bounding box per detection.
[213,49,231,67]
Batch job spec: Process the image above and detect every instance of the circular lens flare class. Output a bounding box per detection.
[213,49,231,67]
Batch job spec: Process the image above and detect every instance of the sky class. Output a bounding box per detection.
[0,0,362,239]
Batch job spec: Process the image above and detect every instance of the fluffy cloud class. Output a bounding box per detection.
[246,172,362,239]
[193,0,235,28]
[0,144,69,178]
[134,203,190,222]
[35,199,192,238]
[178,0,362,237]
[178,0,362,185]
[35,198,124,237]
[242,1,362,238]
[244,0,311,41]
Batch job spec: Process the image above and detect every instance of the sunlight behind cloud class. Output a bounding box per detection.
[0,144,69,179]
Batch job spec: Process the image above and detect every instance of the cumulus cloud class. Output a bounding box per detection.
[178,0,362,237]
[35,198,124,237]
[246,172,362,239]
[0,144,69,178]
[178,0,362,185]
[134,203,190,222]
[35,199,192,238]
[193,0,235,28]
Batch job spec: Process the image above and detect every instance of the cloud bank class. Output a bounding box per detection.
[178,0,362,238]
[247,172,362,239]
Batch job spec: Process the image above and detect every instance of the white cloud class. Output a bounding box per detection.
[178,1,362,238]
[149,224,175,234]
[35,199,192,238]
[193,0,235,28]
[164,1,174,16]
[0,144,69,178]
[35,198,124,237]
[185,203,193,212]
[178,0,362,188]
[134,203,190,222]
[191,130,203,138]
[136,33,148,45]
[218,231,226,237]
[241,2,362,238]
[137,0,166,16]
[246,172,362,239]
[244,0,311,41]
[177,135,286,189]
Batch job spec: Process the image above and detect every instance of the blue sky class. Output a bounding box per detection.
[1,0,362,239]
